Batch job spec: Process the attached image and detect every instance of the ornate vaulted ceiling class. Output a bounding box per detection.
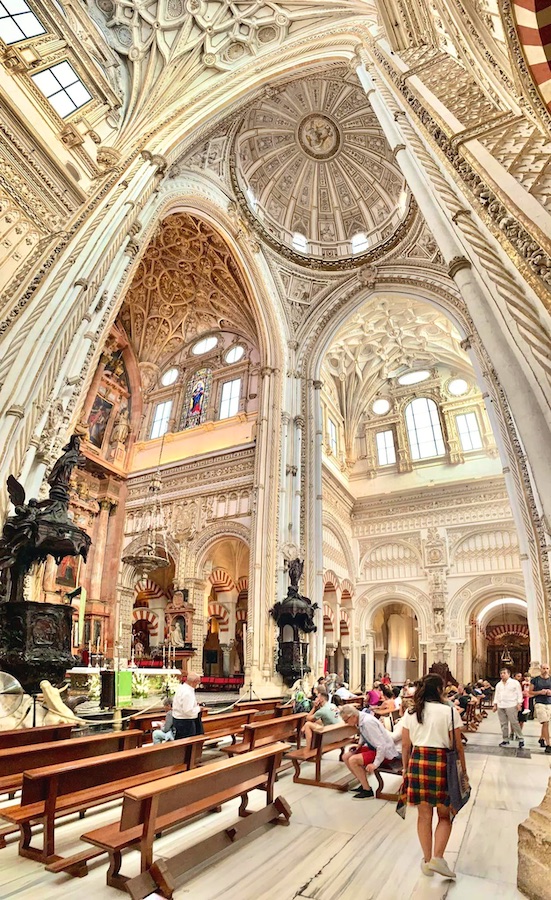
[89,0,376,140]
[321,295,470,451]
[119,213,257,369]
[234,71,407,262]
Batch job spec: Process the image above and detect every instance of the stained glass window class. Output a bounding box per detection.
[181,368,211,429]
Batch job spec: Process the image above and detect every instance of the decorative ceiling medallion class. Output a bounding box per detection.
[297,114,341,161]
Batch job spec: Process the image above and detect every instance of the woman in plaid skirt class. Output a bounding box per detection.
[400,674,468,880]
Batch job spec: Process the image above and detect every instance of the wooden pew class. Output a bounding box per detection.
[127,710,165,738]
[77,743,291,896]
[373,758,403,801]
[224,713,306,756]
[1,736,205,867]
[274,704,295,717]
[0,724,74,750]
[0,730,143,796]
[235,699,283,717]
[202,709,258,744]
[287,722,357,791]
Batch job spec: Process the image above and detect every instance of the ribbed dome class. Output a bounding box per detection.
[234,71,408,263]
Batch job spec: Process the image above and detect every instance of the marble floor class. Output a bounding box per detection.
[0,712,549,900]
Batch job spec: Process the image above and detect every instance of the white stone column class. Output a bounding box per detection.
[356,65,551,516]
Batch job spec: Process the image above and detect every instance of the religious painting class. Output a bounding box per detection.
[181,368,212,429]
[56,555,79,588]
[87,395,113,448]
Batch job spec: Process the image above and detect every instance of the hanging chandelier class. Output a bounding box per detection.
[122,455,169,577]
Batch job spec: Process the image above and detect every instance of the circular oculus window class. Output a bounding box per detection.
[192,336,217,355]
[398,369,430,385]
[225,345,245,364]
[448,378,469,396]
[372,398,390,415]
[161,367,178,386]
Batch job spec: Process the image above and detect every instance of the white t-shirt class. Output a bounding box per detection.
[404,702,463,748]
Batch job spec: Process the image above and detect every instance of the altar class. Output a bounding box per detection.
[66,665,182,704]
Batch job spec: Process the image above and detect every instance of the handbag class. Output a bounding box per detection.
[446,706,471,812]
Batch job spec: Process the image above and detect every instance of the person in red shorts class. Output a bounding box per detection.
[340,705,400,799]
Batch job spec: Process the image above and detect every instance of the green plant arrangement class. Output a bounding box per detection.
[87,672,101,702]
[131,671,149,699]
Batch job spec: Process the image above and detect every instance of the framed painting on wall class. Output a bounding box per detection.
[56,555,80,589]
[88,395,113,448]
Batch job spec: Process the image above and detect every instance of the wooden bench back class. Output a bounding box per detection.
[202,709,257,734]
[19,735,205,806]
[0,724,74,750]
[274,705,294,717]
[120,743,290,832]
[240,713,306,749]
[128,711,165,733]
[0,729,143,777]
[235,699,282,715]
[314,722,357,750]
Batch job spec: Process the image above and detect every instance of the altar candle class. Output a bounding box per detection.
[163,646,166,667]
[104,639,107,655]
[96,636,100,654]
[88,640,91,656]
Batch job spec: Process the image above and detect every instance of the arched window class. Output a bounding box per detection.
[405,397,445,460]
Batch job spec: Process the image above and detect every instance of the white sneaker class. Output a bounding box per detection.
[421,860,434,877]
[428,857,457,879]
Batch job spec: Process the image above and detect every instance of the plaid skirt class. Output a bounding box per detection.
[397,746,453,819]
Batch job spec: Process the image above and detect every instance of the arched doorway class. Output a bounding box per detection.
[472,598,530,680]
[372,602,420,684]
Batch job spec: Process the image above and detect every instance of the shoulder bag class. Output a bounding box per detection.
[446,705,471,812]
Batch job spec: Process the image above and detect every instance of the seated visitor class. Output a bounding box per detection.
[340,704,400,799]
[293,690,311,713]
[453,684,470,719]
[303,690,340,748]
[381,672,392,686]
[366,681,383,707]
[373,685,397,717]
[152,698,175,743]
[334,682,356,700]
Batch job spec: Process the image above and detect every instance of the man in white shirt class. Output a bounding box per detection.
[493,667,524,748]
[172,672,204,740]
[340,705,400,798]
[334,682,357,700]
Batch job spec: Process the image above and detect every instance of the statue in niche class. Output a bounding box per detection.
[111,407,130,445]
[434,609,445,632]
[170,616,186,646]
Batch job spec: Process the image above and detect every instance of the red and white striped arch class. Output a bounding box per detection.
[339,610,351,637]
[236,576,248,594]
[132,607,159,636]
[209,568,235,593]
[323,603,335,634]
[134,578,168,606]
[486,623,530,643]
[208,601,230,633]
[513,0,551,111]
[323,570,340,592]
[340,578,354,602]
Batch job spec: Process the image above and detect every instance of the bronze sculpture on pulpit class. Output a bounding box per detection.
[270,558,318,686]
[0,434,92,693]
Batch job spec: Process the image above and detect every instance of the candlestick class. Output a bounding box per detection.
[88,640,91,656]
[96,636,100,654]
[104,639,107,656]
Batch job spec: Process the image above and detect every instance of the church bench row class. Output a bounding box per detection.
[0,729,143,795]
[0,723,74,750]
[0,735,205,865]
[71,742,291,897]
[128,707,260,743]
[223,712,307,756]
[287,722,358,790]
